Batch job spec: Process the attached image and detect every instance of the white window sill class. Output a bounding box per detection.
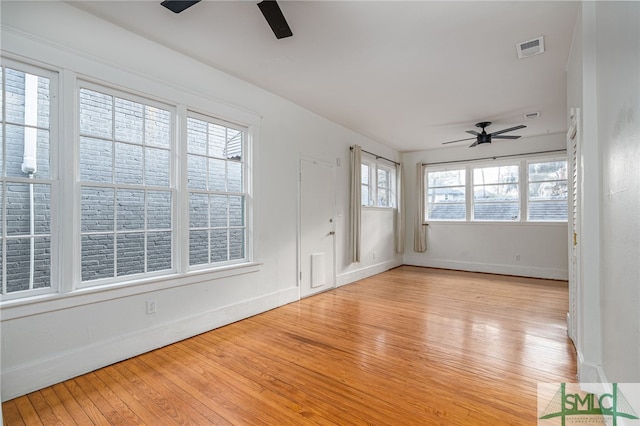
[0,262,262,321]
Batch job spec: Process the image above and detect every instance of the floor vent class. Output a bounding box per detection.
[524,111,541,120]
[517,36,545,59]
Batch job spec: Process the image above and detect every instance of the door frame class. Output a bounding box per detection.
[297,156,337,297]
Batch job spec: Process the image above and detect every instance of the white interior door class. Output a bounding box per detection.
[299,158,335,298]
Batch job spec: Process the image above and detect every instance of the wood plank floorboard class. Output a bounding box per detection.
[3,266,576,425]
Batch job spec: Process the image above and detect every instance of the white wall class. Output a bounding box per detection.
[0,1,401,400]
[402,133,569,280]
[568,1,640,387]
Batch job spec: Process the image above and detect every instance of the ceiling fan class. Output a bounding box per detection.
[160,0,293,39]
[442,122,526,148]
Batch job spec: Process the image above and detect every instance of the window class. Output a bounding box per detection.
[361,157,396,208]
[187,113,247,268]
[0,57,255,303]
[472,164,519,221]
[528,160,568,221]
[1,62,56,297]
[79,85,173,284]
[425,156,567,223]
[426,169,466,220]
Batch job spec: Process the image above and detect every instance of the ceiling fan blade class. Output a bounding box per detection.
[466,130,480,136]
[442,136,476,145]
[468,140,479,148]
[492,135,521,140]
[489,124,526,136]
[257,1,293,39]
[161,0,201,14]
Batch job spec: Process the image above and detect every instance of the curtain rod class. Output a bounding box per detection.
[350,146,400,166]
[422,149,567,167]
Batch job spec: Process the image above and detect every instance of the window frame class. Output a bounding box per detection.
[424,166,467,222]
[471,161,521,222]
[526,157,569,222]
[424,154,568,224]
[76,80,177,289]
[185,110,249,271]
[360,155,397,209]
[0,59,60,301]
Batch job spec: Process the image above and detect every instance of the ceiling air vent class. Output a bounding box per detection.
[516,36,545,59]
[524,111,541,120]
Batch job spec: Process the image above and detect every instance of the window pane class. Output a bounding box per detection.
[147,191,171,230]
[81,187,114,232]
[5,126,52,178]
[229,196,244,227]
[145,147,170,187]
[147,231,171,272]
[378,188,389,207]
[361,184,370,206]
[528,181,568,201]
[6,238,31,292]
[473,184,519,201]
[226,128,243,161]
[34,184,51,234]
[208,158,226,192]
[187,155,207,190]
[5,69,50,128]
[117,232,145,276]
[473,202,519,221]
[115,142,143,185]
[6,182,30,235]
[5,124,27,177]
[427,203,466,220]
[529,161,567,182]
[427,187,465,203]
[82,234,114,281]
[529,201,568,221]
[210,229,228,263]
[208,124,226,158]
[473,165,519,185]
[378,168,388,188]
[210,195,228,228]
[229,229,244,260]
[187,117,207,155]
[361,164,369,185]
[189,192,208,228]
[115,98,143,144]
[428,169,465,187]
[33,236,51,289]
[227,161,242,193]
[80,137,113,183]
[145,106,170,148]
[189,230,209,266]
[79,88,112,139]
[116,189,144,231]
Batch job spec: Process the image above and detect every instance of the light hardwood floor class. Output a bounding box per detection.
[3,266,576,425]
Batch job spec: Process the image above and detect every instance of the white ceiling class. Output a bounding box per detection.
[69,1,579,152]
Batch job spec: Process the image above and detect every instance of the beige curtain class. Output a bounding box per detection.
[414,162,427,252]
[350,145,362,262]
[395,162,405,254]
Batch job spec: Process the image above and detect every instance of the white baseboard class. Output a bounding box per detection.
[1,287,298,402]
[336,259,402,287]
[402,256,568,280]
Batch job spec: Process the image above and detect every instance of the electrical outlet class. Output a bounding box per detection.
[516,255,521,262]
[146,300,156,315]
[372,251,376,260]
